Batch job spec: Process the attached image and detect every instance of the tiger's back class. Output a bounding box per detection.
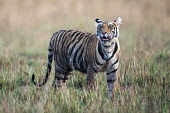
[51,30,98,74]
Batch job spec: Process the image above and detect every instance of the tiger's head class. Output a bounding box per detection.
[95,17,122,46]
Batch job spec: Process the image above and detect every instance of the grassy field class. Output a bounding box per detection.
[0,0,170,113]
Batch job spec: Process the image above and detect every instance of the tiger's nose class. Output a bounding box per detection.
[101,31,107,34]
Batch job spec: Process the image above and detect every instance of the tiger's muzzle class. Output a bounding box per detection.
[98,33,113,42]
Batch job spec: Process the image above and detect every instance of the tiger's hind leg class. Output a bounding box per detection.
[62,74,69,84]
[53,71,64,89]
[53,71,70,89]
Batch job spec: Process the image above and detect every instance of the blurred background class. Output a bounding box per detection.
[0,0,170,58]
[0,0,170,57]
[0,0,170,30]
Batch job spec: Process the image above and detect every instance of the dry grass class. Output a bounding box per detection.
[0,0,170,113]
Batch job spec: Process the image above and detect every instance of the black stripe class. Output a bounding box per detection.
[54,30,65,51]
[67,30,74,33]
[103,50,108,59]
[80,58,87,73]
[79,59,87,73]
[52,31,60,37]
[62,77,68,82]
[60,31,71,66]
[56,56,67,71]
[107,79,116,83]
[65,31,79,57]
[62,31,74,67]
[77,36,90,71]
[68,33,85,56]
[110,57,119,67]
[72,34,86,68]
[49,58,53,62]
[98,42,105,60]
[55,30,67,52]
[102,42,115,52]
[65,30,74,39]
[48,55,53,63]
[60,31,68,44]
[67,32,81,55]
[49,48,52,51]
[48,64,52,70]
[48,57,53,63]
[56,30,67,47]
[106,51,113,54]
[55,40,67,73]
[92,67,98,73]
[53,31,61,61]
[101,43,112,48]
[77,36,92,72]
[55,69,67,75]
[95,52,103,65]
[106,42,118,61]
[55,57,66,71]
[114,27,115,34]
[48,54,53,57]
[94,41,104,65]
[107,69,118,75]
[71,31,79,37]
[115,27,117,37]
[112,42,118,57]
[77,38,88,62]
[56,77,62,80]
[55,31,68,70]
[73,44,84,66]
[83,37,92,69]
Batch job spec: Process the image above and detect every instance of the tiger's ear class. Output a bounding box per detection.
[114,17,122,27]
[95,18,102,26]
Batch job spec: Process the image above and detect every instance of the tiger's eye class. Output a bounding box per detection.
[108,24,113,29]
[98,25,102,28]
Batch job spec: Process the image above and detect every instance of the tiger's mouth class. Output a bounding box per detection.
[101,36,109,41]
[97,34,112,42]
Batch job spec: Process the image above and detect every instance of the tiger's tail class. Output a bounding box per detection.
[32,38,53,87]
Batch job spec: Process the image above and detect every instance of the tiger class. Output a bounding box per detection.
[32,17,122,97]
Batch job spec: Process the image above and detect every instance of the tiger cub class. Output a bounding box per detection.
[32,17,122,97]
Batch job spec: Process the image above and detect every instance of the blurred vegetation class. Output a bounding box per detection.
[0,0,170,113]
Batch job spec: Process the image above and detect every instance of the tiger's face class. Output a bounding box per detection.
[95,17,122,46]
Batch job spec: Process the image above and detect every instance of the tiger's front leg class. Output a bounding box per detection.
[107,67,119,98]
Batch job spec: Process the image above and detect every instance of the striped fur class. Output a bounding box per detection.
[32,17,122,97]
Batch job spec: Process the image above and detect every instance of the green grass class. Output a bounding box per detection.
[0,22,170,113]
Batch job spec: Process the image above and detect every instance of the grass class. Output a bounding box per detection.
[0,0,170,112]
